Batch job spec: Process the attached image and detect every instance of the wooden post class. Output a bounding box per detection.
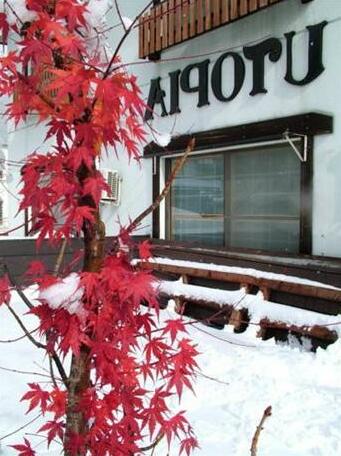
[230,0,239,20]
[175,0,182,43]
[189,0,196,37]
[197,0,204,33]
[162,1,169,49]
[212,0,221,27]
[204,0,211,31]
[240,0,248,16]
[169,0,175,45]
[143,12,150,58]
[249,0,259,12]
[149,7,156,54]
[155,4,162,51]
[138,16,144,58]
[221,0,230,23]
[182,0,189,41]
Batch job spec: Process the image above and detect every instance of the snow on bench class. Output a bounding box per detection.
[138,257,341,346]
[157,279,339,345]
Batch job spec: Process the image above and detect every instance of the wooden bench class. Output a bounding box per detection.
[139,259,340,348]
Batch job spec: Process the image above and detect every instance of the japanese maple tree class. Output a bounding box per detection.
[0,1,199,455]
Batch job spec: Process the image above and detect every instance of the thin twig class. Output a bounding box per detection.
[0,414,41,441]
[6,304,46,349]
[196,371,229,387]
[5,303,69,386]
[0,220,28,236]
[3,264,34,310]
[49,238,68,386]
[49,357,58,388]
[53,238,68,276]
[0,327,39,343]
[113,0,126,31]
[0,364,57,380]
[127,138,195,233]
[104,0,154,78]
[250,406,272,456]
[139,432,164,452]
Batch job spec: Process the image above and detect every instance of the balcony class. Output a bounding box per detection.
[138,0,314,59]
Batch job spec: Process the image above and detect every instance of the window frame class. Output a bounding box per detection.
[164,138,313,255]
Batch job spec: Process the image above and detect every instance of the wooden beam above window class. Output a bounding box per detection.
[143,112,333,157]
[139,0,315,60]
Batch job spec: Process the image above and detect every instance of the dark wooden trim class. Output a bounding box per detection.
[300,136,313,254]
[0,236,147,283]
[152,156,160,238]
[143,113,333,157]
[165,158,172,239]
[149,239,341,288]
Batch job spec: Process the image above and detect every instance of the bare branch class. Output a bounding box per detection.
[0,364,57,380]
[127,138,195,234]
[5,303,69,386]
[139,432,164,452]
[104,0,154,78]
[0,414,41,442]
[49,357,58,388]
[3,264,34,310]
[250,406,272,456]
[50,351,69,387]
[53,238,68,276]
[0,220,28,236]
[0,327,39,343]
[113,0,127,31]
[6,304,46,349]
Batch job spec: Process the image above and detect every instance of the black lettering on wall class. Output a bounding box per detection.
[211,52,246,102]
[169,70,181,115]
[144,77,168,121]
[180,59,210,107]
[243,38,282,96]
[285,21,328,86]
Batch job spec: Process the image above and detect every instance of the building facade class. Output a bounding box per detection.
[140,0,341,261]
[2,0,341,263]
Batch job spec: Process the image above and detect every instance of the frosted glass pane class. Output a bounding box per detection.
[173,219,224,246]
[230,219,300,253]
[231,145,300,217]
[171,155,224,246]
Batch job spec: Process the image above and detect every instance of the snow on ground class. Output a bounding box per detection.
[1,293,341,455]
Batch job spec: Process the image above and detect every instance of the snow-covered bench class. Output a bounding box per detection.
[140,258,341,347]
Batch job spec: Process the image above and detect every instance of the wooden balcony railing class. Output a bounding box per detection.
[138,0,313,59]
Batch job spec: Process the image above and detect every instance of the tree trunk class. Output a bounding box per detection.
[64,215,106,455]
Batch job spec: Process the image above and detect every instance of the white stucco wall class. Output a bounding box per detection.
[3,0,341,258]
[141,0,341,257]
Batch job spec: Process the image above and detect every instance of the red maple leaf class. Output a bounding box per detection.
[180,436,200,455]
[10,438,36,456]
[163,318,188,343]
[71,205,95,232]
[138,240,153,260]
[38,420,64,447]
[0,12,9,44]
[21,383,50,415]
[55,0,87,31]
[25,261,46,278]
[0,274,10,306]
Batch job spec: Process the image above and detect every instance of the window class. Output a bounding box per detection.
[167,143,303,253]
